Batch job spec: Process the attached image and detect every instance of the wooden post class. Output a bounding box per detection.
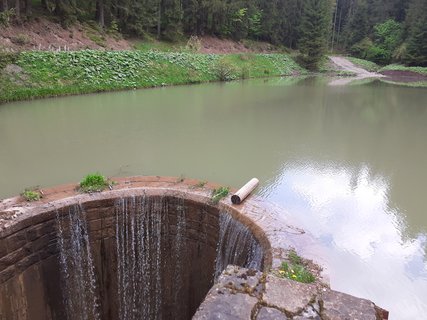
[231,178,259,205]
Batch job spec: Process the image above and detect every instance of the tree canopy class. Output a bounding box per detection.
[1,0,426,66]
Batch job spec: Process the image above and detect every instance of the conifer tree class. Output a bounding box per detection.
[405,0,427,66]
[298,0,331,70]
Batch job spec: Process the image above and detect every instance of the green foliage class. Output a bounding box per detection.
[347,57,380,72]
[0,51,19,69]
[21,189,42,202]
[366,45,390,65]
[371,19,402,64]
[405,0,427,66]
[379,64,427,76]
[192,181,207,188]
[0,8,15,27]
[298,0,331,71]
[79,173,110,193]
[350,37,373,59]
[278,250,315,284]
[0,50,305,104]
[248,10,262,39]
[279,262,315,283]
[214,58,239,81]
[211,186,230,204]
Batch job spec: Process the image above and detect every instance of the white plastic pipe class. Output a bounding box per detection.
[231,178,259,205]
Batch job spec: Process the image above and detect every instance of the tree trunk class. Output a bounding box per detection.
[25,0,30,15]
[157,0,161,39]
[15,0,20,20]
[96,0,105,28]
[1,0,9,11]
[41,0,47,10]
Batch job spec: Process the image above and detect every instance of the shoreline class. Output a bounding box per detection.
[0,50,306,105]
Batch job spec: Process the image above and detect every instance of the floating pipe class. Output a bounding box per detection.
[231,178,259,205]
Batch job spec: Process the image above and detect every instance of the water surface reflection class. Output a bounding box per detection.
[261,161,427,319]
[1,77,426,319]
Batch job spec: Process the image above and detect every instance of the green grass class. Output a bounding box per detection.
[133,39,188,52]
[379,64,427,76]
[347,57,380,72]
[277,250,315,284]
[0,50,306,104]
[79,173,111,193]
[21,188,42,201]
[211,186,230,204]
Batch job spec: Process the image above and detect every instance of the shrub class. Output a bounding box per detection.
[214,58,238,81]
[350,37,373,59]
[277,250,315,283]
[366,45,390,65]
[211,186,230,204]
[21,189,42,202]
[0,8,15,27]
[11,34,30,46]
[79,173,110,193]
[0,51,19,69]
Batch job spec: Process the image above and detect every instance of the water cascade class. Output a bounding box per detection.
[56,204,100,320]
[54,195,264,320]
[215,212,264,278]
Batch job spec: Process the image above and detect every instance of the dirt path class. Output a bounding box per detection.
[329,56,384,85]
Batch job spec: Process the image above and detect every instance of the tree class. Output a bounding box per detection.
[405,0,427,66]
[298,0,331,70]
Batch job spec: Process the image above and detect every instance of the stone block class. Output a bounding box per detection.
[257,307,288,320]
[193,289,258,320]
[217,265,263,297]
[262,275,316,315]
[320,289,377,320]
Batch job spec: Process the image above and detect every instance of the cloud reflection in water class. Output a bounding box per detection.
[260,161,427,320]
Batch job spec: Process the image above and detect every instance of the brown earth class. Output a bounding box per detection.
[380,70,427,83]
[198,36,276,54]
[0,18,131,51]
[0,18,277,53]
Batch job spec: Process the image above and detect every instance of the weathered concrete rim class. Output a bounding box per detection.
[0,176,277,268]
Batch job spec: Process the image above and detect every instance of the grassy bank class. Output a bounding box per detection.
[0,50,306,104]
[346,57,380,72]
[379,64,427,76]
[346,56,427,76]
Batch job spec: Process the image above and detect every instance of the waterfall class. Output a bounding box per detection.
[215,212,264,278]
[55,196,263,320]
[115,195,172,320]
[56,204,100,320]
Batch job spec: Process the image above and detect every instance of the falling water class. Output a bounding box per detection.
[215,212,264,278]
[56,204,100,320]
[55,196,263,320]
[115,195,173,320]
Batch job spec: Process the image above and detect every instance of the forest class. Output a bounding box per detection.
[1,0,426,67]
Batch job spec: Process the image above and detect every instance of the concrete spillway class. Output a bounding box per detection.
[0,176,388,320]
[0,177,268,320]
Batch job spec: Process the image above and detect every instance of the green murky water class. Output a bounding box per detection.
[1,77,426,319]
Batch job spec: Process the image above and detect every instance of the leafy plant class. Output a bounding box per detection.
[214,58,238,81]
[278,250,315,283]
[0,8,15,28]
[21,189,42,202]
[211,186,230,204]
[79,173,111,193]
[191,180,207,189]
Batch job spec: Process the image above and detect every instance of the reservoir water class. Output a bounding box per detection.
[0,77,426,319]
